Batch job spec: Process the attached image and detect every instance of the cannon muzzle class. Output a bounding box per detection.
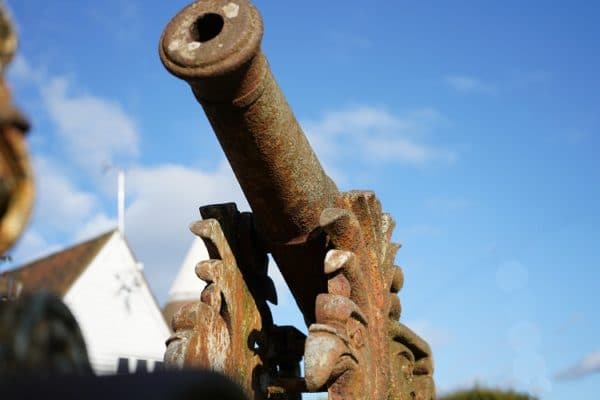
[160,0,339,323]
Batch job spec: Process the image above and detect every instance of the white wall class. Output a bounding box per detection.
[167,237,208,302]
[64,232,170,375]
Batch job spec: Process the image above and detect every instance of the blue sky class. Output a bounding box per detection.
[2,0,599,398]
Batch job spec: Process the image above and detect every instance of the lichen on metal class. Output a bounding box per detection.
[159,1,435,398]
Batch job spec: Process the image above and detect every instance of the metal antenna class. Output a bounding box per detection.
[102,164,126,235]
[118,170,125,235]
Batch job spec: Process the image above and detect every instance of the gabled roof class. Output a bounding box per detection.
[162,238,207,323]
[166,237,207,302]
[2,230,115,297]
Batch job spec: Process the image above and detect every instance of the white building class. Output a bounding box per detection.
[162,237,208,325]
[3,229,171,374]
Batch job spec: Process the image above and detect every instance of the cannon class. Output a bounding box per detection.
[160,1,435,399]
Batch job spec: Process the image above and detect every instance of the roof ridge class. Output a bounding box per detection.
[3,229,117,296]
[18,229,117,268]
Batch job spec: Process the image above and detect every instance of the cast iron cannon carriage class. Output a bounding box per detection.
[159,1,435,399]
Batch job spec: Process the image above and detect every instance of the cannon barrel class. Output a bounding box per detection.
[160,0,339,322]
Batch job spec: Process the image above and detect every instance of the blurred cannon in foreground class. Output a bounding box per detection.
[0,4,33,256]
[0,292,93,377]
[0,4,250,399]
[160,1,435,399]
[0,2,93,386]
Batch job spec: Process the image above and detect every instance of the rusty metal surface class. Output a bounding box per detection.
[159,0,337,324]
[165,203,271,398]
[0,4,33,256]
[160,1,435,399]
[304,191,434,399]
[165,203,306,399]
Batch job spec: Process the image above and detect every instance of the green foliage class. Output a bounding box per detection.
[439,386,538,400]
[313,385,537,400]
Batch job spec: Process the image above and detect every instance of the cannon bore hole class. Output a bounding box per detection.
[194,13,224,42]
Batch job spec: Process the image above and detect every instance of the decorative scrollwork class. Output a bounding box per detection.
[304,191,435,400]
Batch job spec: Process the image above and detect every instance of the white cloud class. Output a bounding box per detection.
[123,162,246,303]
[302,106,456,169]
[40,77,139,172]
[555,351,600,381]
[364,138,437,164]
[74,213,117,242]
[445,72,551,95]
[6,228,60,267]
[3,156,102,265]
[5,55,252,306]
[5,55,249,304]
[32,156,97,232]
[8,55,41,82]
[445,75,497,94]
[9,55,140,175]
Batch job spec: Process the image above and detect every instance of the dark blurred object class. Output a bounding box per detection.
[0,272,21,300]
[1,370,248,400]
[0,3,33,256]
[439,386,538,400]
[0,292,93,377]
[0,293,249,399]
